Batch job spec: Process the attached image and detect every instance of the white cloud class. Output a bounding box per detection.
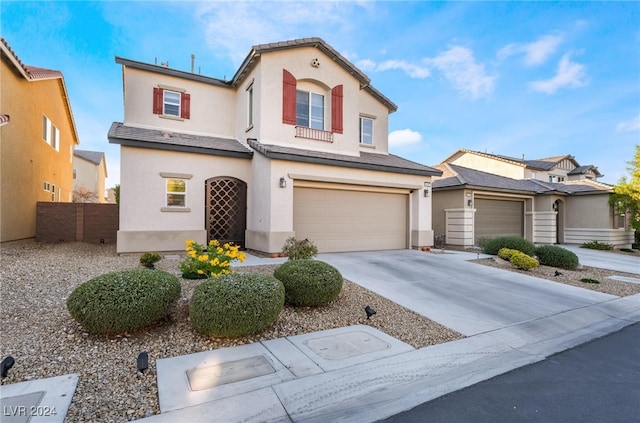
[529,53,588,94]
[498,34,563,66]
[376,60,430,78]
[389,129,423,147]
[616,113,640,132]
[355,58,376,72]
[426,46,496,99]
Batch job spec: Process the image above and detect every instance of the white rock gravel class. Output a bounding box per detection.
[0,241,461,422]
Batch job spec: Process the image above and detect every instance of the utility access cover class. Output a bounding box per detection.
[304,330,390,360]
[186,355,275,391]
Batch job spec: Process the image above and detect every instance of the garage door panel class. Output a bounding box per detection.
[475,198,523,239]
[294,187,407,253]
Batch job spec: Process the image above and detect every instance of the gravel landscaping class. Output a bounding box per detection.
[0,240,460,422]
[1,240,637,422]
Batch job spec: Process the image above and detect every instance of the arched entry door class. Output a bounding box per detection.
[205,177,247,248]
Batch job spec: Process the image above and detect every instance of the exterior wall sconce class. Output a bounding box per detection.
[279,177,287,188]
[466,192,472,207]
[423,182,431,197]
[552,202,558,211]
[424,188,429,197]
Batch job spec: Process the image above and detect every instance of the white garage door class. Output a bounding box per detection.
[475,198,524,240]
[293,186,408,253]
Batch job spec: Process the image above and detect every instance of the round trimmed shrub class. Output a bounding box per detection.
[498,248,518,261]
[483,236,536,256]
[67,269,181,334]
[190,273,284,338]
[535,245,579,270]
[509,251,539,270]
[273,260,343,307]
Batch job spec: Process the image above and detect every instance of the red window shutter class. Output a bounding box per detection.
[153,87,163,114]
[282,69,297,125]
[181,92,191,119]
[331,85,344,134]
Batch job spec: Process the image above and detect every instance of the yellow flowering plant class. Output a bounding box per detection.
[180,239,246,279]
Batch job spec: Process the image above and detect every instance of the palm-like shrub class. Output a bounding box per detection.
[190,273,284,338]
[535,245,579,270]
[274,260,343,307]
[483,236,536,256]
[67,269,180,334]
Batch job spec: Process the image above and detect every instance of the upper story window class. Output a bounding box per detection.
[163,91,181,116]
[296,90,324,130]
[153,87,191,119]
[247,83,254,128]
[360,116,374,146]
[282,69,343,135]
[549,175,564,183]
[42,115,60,151]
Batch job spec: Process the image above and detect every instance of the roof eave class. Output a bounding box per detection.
[115,56,231,87]
[108,136,253,160]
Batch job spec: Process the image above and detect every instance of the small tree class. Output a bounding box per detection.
[609,145,640,239]
[114,184,120,204]
[73,187,98,203]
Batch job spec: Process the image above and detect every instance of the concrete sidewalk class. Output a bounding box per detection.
[135,294,639,422]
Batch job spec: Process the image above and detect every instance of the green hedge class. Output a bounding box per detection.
[483,237,536,256]
[190,273,284,338]
[535,245,579,270]
[67,269,180,334]
[274,260,343,307]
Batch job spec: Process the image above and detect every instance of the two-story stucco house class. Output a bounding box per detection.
[432,149,634,248]
[109,38,442,254]
[1,38,79,242]
[73,149,109,203]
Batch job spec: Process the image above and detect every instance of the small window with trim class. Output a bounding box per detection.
[247,84,254,128]
[153,87,191,119]
[166,179,187,207]
[360,116,374,145]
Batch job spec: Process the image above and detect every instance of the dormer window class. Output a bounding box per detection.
[296,90,324,130]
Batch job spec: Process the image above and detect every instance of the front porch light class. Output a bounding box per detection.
[279,177,287,189]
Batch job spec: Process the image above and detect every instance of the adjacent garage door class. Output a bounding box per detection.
[475,198,523,240]
[293,186,408,253]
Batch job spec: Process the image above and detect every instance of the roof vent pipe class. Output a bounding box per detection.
[191,54,195,73]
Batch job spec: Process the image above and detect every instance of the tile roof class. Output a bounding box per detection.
[74,149,104,165]
[0,114,9,126]
[231,37,397,112]
[433,164,610,195]
[568,164,603,177]
[107,123,253,159]
[1,38,63,80]
[247,139,442,177]
[24,65,63,80]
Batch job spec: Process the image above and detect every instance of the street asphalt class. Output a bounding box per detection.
[381,322,640,423]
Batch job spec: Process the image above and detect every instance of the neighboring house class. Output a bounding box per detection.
[0,38,79,242]
[109,37,442,254]
[432,149,634,248]
[73,149,108,203]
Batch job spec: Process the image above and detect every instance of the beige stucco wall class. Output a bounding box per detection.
[73,156,107,202]
[122,67,236,138]
[249,47,390,156]
[432,189,464,238]
[564,193,613,228]
[117,146,252,252]
[449,154,525,179]
[1,60,76,242]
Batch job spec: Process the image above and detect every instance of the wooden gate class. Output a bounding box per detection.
[205,177,247,248]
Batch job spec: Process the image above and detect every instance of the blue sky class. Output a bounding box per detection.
[3,1,639,188]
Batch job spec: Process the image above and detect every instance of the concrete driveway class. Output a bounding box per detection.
[560,245,639,274]
[318,249,618,336]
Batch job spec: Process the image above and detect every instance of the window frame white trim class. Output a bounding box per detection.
[359,116,374,146]
[246,82,254,130]
[163,90,181,117]
[165,178,187,208]
[296,89,325,130]
[42,115,52,144]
